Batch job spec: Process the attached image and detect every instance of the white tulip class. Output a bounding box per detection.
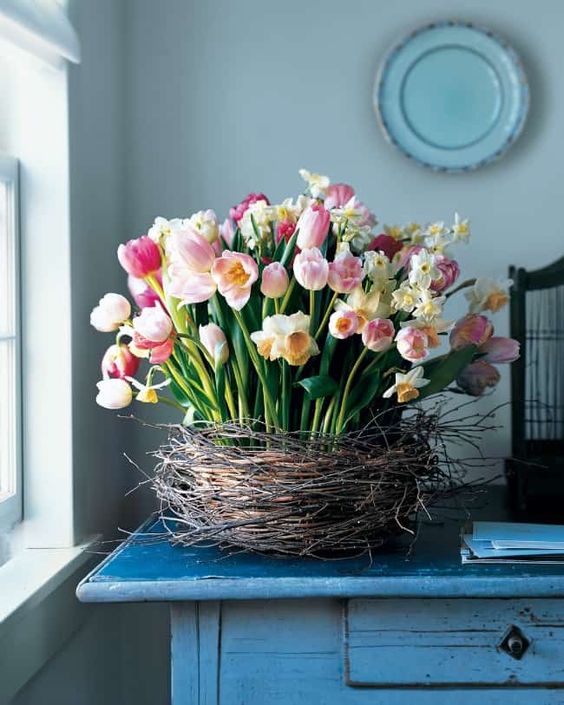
[95,378,133,409]
[90,293,131,332]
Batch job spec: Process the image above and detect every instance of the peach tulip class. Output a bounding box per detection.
[329,310,359,339]
[211,251,258,310]
[396,327,429,362]
[450,314,493,350]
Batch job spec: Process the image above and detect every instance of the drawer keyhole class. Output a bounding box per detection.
[499,625,530,660]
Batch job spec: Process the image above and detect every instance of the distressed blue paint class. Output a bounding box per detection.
[78,490,564,704]
[77,490,564,603]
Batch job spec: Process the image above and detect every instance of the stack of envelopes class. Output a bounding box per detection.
[462,521,564,564]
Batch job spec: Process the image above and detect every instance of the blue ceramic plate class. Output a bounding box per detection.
[375,22,529,172]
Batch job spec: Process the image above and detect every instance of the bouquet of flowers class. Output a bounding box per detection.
[91,168,519,435]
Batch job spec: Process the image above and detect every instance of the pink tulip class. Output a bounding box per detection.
[328,251,364,294]
[450,314,493,350]
[362,318,395,352]
[117,236,161,278]
[367,233,403,260]
[329,310,359,339]
[431,255,460,293]
[219,218,235,248]
[148,338,174,364]
[456,359,500,396]
[199,323,229,364]
[276,220,296,244]
[293,248,329,291]
[128,274,161,309]
[324,183,355,210]
[480,336,520,363]
[261,262,289,299]
[132,304,173,343]
[296,203,330,250]
[101,344,140,380]
[396,327,429,362]
[167,228,215,273]
[211,251,259,310]
[229,192,270,225]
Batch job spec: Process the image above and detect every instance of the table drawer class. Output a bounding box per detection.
[345,598,564,688]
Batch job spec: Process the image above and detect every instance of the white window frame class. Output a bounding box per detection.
[0,154,21,531]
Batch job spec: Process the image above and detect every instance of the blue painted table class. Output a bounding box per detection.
[77,490,564,704]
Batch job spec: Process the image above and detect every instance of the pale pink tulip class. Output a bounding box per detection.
[101,344,140,380]
[450,314,493,350]
[261,262,289,299]
[219,218,235,248]
[95,378,133,409]
[211,251,258,310]
[362,318,395,352]
[199,323,229,364]
[167,228,215,273]
[396,327,429,362]
[90,293,131,332]
[293,248,329,291]
[480,336,520,363]
[456,360,500,396]
[324,183,355,210]
[329,310,359,339]
[431,255,460,292]
[117,236,161,278]
[328,251,364,294]
[296,203,330,250]
[132,304,172,343]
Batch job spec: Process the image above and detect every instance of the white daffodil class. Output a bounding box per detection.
[189,209,219,244]
[240,199,273,250]
[126,375,171,404]
[383,224,403,240]
[452,212,470,242]
[251,312,319,366]
[148,216,184,244]
[335,286,391,330]
[363,250,391,283]
[391,283,421,313]
[299,168,330,198]
[342,224,374,254]
[273,198,302,223]
[383,366,430,404]
[409,250,440,289]
[466,277,512,313]
[412,290,446,322]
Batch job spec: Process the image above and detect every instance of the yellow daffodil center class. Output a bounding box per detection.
[396,383,420,404]
[137,387,158,404]
[285,331,312,365]
[484,291,508,312]
[226,261,250,287]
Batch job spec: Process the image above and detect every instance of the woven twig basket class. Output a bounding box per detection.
[151,407,474,557]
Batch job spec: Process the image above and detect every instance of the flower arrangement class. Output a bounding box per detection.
[91,168,519,435]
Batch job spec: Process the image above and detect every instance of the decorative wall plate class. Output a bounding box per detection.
[375,21,529,172]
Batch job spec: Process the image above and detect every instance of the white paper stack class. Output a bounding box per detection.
[461,521,564,564]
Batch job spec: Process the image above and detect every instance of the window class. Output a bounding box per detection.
[0,155,20,530]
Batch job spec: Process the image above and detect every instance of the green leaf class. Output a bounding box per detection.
[296,374,338,400]
[279,232,297,267]
[419,345,477,398]
[342,369,381,426]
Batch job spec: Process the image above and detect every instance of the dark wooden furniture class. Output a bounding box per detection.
[506,256,564,516]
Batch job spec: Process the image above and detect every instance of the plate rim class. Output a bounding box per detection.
[374,20,530,173]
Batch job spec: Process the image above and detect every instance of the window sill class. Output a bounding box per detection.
[0,537,98,701]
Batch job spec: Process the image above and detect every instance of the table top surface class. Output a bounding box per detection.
[77,488,564,603]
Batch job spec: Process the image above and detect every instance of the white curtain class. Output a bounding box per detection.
[0,0,80,65]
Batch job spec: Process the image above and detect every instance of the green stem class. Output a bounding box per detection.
[315,291,338,339]
[335,347,368,434]
[322,397,336,434]
[279,277,296,314]
[309,289,316,334]
[233,309,280,428]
